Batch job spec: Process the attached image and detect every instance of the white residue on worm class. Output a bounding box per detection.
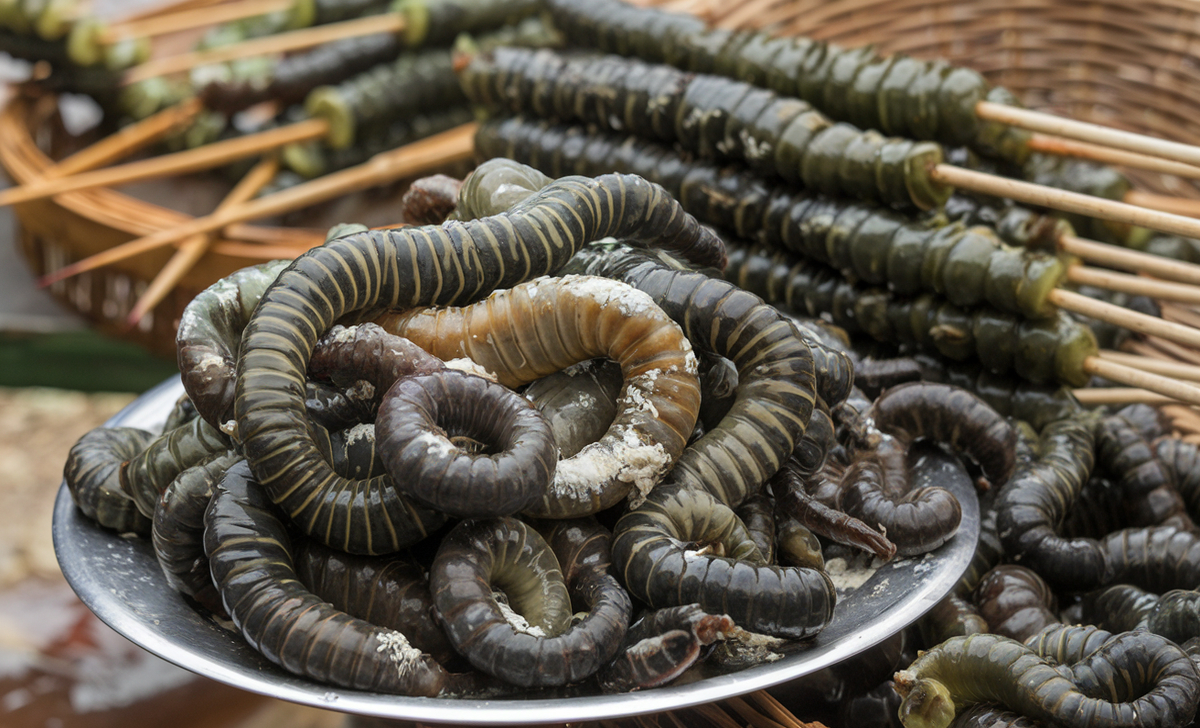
[411,430,455,459]
[344,423,374,445]
[495,596,546,638]
[551,427,670,508]
[444,357,497,381]
[376,631,424,679]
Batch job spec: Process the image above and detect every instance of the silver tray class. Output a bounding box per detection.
[53,376,979,724]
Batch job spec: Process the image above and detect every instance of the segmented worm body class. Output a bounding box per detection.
[597,629,700,693]
[475,115,1066,318]
[523,359,622,459]
[460,49,949,210]
[64,426,155,535]
[200,31,405,113]
[293,540,456,664]
[543,0,1030,162]
[564,243,817,507]
[430,517,628,687]
[176,259,289,429]
[400,174,464,227]
[870,382,1018,487]
[893,632,1200,728]
[1103,527,1200,593]
[163,394,199,432]
[771,458,897,560]
[307,17,561,149]
[121,416,232,518]
[721,241,1098,386]
[1081,584,1160,634]
[373,275,701,518]
[837,442,962,557]
[995,414,1104,590]
[203,461,450,695]
[151,450,242,614]
[611,484,836,638]
[376,369,557,518]
[233,172,717,554]
[1092,415,1186,529]
[736,494,777,565]
[1156,438,1200,521]
[973,565,1059,643]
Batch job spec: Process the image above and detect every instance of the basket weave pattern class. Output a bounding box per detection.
[7,1,1200,353]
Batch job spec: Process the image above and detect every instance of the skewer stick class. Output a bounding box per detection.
[103,0,295,43]
[1098,350,1200,383]
[0,118,329,208]
[125,155,281,328]
[46,98,204,178]
[723,697,788,728]
[975,101,1200,170]
[37,122,477,287]
[1057,234,1200,287]
[1160,404,1200,435]
[1122,190,1200,218]
[1081,356,1200,407]
[1046,288,1200,350]
[1071,388,1184,406]
[1026,133,1200,181]
[116,0,233,24]
[1066,265,1200,305]
[930,164,1200,241]
[1141,336,1200,366]
[123,13,407,84]
[1160,303,1200,330]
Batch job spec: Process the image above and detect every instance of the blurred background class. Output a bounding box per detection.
[0,3,350,724]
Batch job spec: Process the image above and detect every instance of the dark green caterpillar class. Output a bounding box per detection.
[475,116,1067,319]
[459,48,950,210]
[722,241,1098,386]
[542,0,1031,163]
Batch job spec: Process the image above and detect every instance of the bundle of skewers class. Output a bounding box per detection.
[27,0,1200,724]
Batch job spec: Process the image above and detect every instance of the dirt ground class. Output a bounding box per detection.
[0,387,135,587]
[0,387,349,728]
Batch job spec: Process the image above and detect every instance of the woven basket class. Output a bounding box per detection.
[7,0,1200,357]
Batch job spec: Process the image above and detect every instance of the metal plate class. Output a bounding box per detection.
[54,376,979,724]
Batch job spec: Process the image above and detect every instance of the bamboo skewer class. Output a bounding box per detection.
[1161,405,1200,435]
[1025,133,1200,181]
[0,118,329,208]
[1071,388,1184,406]
[1097,350,1200,383]
[931,164,1200,241]
[1047,288,1200,350]
[36,121,477,288]
[122,12,407,84]
[102,0,295,44]
[1057,235,1200,287]
[1160,303,1200,330]
[976,101,1200,170]
[1066,266,1200,306]
[125,154,281,328]
[1140,336,1200,366]
[44,98,204,179]
[1081,356,1200,407]
[116,0,234,24]
[1122,190,1200,218]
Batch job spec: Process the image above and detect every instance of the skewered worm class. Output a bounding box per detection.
[543,0,1030,162]
[476,115,1067,319]
[722,241,1098,386]
[460,49,950,210]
